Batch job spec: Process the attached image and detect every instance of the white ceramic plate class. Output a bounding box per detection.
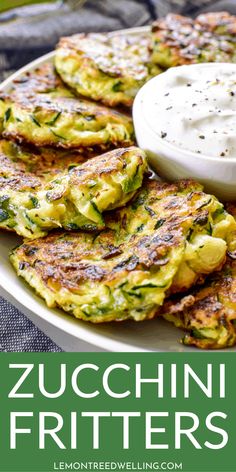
[1,27,234,352]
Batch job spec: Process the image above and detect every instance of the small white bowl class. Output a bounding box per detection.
[133,64,236,201]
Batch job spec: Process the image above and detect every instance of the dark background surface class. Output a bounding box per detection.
[0,0,235,351]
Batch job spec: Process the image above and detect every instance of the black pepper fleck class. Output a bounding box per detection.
[161,132,167,138]
[192,103,197,107]
[230,91,235,96]
[199,135,205,139]
[164,93,169,97]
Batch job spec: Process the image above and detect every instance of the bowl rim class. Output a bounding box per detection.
[134,62,236,164]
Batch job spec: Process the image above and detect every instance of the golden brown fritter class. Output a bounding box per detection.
[0,144,147,238]
[0,63,134,149]
[0,139,91,231]
[151,12,236,68]
[161,257,236,349]
[10,226,185,322]
[0,139,90,189]
[55,32,161,107]
[107,179,236,294]
[0,139,89,232]
[10,179,236,322]
[161,202,236,349]
[196,11,236,34]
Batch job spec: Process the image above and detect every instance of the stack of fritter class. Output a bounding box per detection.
[1,16,236,349]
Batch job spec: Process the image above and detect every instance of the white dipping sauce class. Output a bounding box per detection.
[146,64,236,158]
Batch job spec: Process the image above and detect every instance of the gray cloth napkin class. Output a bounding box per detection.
[1,0,235,351]
[0,298,62,352]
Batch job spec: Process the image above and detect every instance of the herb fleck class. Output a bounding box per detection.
[4,108,11,122]
[50,129,65,140]
[45,111,61,126]
[30,115,41,127]
[154,218,165,230]
[112,81,122,92]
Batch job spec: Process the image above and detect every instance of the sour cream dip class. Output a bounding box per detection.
[133,63,236,200]
[143,64,236,158]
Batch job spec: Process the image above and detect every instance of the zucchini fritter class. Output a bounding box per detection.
[161,258,236,349]
[10,179,236,322]
[0,139,91,183]
[0,144,147,238]
[151,12,236,68]
[55,32,161,107]
[161,202,236,349]
[0,64,134,148]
